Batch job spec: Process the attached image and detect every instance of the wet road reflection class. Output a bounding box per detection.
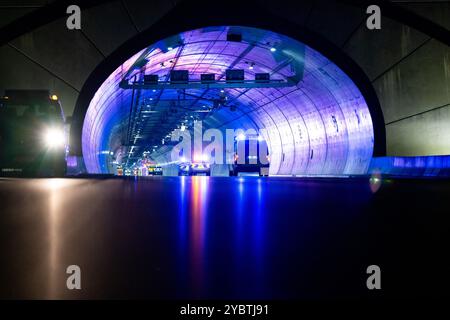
[1,176,450,299]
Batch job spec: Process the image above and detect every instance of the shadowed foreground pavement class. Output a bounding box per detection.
[0,176,449,299]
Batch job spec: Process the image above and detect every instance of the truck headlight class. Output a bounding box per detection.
[44,128,65,148]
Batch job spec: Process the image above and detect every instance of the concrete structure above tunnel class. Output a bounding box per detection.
[82,26,376,175]
[1,0,449,164]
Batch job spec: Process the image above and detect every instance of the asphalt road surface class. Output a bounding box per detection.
[0,176,449,299]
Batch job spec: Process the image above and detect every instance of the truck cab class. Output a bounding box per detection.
[231,134,270,177]
[0,90,67,177]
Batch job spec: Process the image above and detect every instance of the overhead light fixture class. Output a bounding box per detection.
[170,70,189,83]
[201,73,215,83]
[226,69,244,82]
[180,124,186,131]
[168,47,173,51]
[270,47,277,52]
[249,62,255,70]
[255,73,270,82]
[144,74,158,84]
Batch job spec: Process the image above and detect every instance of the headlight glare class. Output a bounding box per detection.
[44,128,65,148]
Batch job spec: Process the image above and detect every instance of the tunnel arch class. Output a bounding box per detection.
[71,1,387,175]
[78,25,382,175]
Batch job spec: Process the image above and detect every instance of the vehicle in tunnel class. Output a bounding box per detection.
[231,134,270,176]
[178,162,190,176]
[146,163,163,176]
[189,161,211,176]
[0,90,67,177]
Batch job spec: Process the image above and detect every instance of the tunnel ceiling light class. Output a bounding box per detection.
[270,47,277,52]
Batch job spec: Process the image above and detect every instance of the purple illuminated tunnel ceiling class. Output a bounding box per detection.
[82,26,374,175]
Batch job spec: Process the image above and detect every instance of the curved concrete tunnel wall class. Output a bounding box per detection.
[82,27,375,175]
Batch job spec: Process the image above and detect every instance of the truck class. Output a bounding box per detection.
[0,90,67,177]
[230,134,270,176]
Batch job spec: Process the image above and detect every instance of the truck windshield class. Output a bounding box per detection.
[1,102,60,118]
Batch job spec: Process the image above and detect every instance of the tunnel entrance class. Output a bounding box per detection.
[78,26,382,177]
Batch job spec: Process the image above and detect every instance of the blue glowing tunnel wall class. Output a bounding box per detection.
[82,26,375,175]
[369,156,450,177]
